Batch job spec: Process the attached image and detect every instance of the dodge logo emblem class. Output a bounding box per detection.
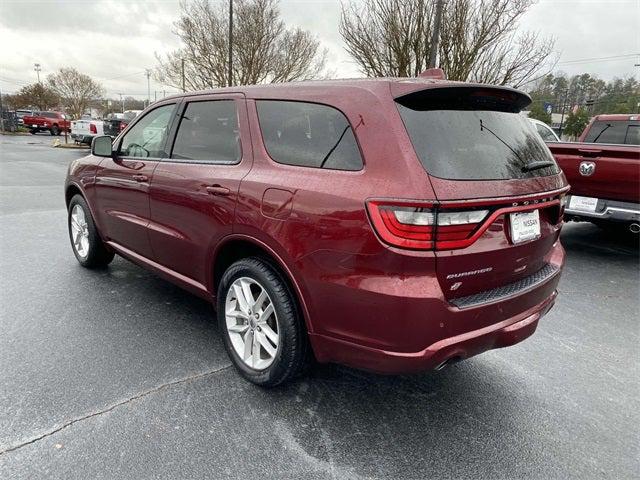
[579,161,595,176]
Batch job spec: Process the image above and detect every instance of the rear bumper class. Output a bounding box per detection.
[565,196,640,223]
[308,242,564,375]
[310,291,556,374]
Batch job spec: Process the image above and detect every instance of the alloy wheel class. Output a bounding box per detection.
[225,277,279,370]
[70,204,90,258]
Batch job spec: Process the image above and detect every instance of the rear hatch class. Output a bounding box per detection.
[548,142,639,203]
[394,86,566,302]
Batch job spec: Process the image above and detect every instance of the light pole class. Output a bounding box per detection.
[118,93,124,113]
[228,0,233,87]
[145,69,151,107]
[428,0,444,68]
[34,63,42,83]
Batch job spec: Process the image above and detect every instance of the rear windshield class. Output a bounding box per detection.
[582,120,640,145]
[396,88,560,180]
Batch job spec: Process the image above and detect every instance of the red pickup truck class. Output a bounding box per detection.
[546,114,639,233]
[22,111,71,136]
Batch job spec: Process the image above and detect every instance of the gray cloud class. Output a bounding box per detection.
[0,0,637,99]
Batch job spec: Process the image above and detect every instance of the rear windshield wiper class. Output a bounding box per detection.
[479,119,554,173]
[591,123,611,143]
[521,160,555,172]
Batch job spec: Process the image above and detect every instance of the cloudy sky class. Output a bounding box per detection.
[0,0,638,100]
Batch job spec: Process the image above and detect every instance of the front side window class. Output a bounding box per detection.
[256,100,363,171]
[171,100,241,163]
[119,104,175,158]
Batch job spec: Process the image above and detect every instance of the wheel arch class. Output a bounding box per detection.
[210,235,315,334]
[65,183,83,207]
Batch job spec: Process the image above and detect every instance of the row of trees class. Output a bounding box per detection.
[6,68,104,119]
[527,74,639,138]
[528,74,639,117]
[157,0,556,89]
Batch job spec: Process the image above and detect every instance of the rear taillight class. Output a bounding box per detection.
[89,123,97,134]
[366,200,488,250]
[120,122,128,131]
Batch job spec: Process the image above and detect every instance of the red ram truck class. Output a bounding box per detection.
[546,114,639,233]
[22,111,71,136]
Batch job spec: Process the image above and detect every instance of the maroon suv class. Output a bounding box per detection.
[65,78,568,386]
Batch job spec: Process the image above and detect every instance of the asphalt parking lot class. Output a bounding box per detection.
[0,133,638,480]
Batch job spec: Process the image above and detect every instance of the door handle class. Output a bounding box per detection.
[206,185,231,196]
[133,174,148,182]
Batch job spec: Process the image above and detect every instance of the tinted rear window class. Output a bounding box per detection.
[582,120,640,145]
[256,101,363,171]
[396,89,559,180]
[171,100,240,163]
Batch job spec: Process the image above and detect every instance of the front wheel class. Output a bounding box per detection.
[68,195,114,268]
[217,257,307,387]
[50,125,60,136]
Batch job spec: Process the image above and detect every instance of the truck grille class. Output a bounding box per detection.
[450,263,560,309]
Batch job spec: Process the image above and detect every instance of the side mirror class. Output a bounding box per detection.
[91,135,114,157]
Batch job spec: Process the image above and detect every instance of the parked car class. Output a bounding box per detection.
[103,110,142,137]
[65,77,568,386]
[71,116,104,144]
[546,114,639,232]
[16,109,38,126]
[529,118,560,142]
[22,111,71,135]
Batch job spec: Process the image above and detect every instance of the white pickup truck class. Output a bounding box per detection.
[71,116,104,145]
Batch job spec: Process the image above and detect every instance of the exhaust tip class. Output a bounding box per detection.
[629,223,640,234]
[435,356,462,371]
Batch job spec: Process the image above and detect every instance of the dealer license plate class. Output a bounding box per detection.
[510,210,541,244]
[568,195,598,212]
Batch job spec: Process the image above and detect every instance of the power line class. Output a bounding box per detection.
[558,53,639,65]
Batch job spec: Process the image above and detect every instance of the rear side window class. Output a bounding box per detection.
[256,101,363,171]
[396,88,560,180]
[171,100,241,163]
[582,120,640,145]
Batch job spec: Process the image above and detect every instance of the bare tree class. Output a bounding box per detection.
[156,0,327,91]
[340,0,556,88]
[47,68,104,119]
[6,83,60,111]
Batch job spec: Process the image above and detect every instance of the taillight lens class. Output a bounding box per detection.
[120,122,127,131]
[368,201,436,249]
[89,123,97,134]
[366,200,488,250]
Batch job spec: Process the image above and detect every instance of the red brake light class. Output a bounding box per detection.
[89,123,97,134]
[120,122,127,131]
[366,200,488,251]
[367,201,435,249]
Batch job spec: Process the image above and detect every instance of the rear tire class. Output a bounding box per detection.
[68,194,114,268]
[217,257,307,387]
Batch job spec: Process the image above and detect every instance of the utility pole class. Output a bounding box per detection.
[181,58,186,92]
[428,0,444,68]
[228,0,233,87]
[118,93,124,113]
[145,69,151,107]
[558,90,568,139]
[34,63,42,83]
[0,86,4,133]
